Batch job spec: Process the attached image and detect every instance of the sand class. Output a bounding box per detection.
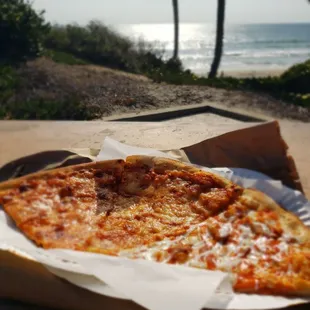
[221,68,286,78]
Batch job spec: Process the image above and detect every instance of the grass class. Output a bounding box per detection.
[43,50,88,65]
[0,65,101,120]
[0,97,101,120]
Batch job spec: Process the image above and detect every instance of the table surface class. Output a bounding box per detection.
[0,117,309,197]
[0,116,310,310]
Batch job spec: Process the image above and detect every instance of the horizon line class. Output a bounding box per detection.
[115,21,310,25]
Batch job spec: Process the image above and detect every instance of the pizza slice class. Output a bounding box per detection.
[0,155,310,297]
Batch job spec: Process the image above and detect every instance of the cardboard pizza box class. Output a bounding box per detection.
[0,120,308,310]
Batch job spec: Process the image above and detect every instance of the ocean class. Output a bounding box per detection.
[116,23,310,75]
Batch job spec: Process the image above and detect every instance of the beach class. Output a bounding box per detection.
[221,68,286,78]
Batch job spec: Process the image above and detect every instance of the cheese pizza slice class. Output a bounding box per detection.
[0,155,309,297]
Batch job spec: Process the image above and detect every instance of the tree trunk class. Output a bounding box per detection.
[208,0,226,78]
[172,0,179,60]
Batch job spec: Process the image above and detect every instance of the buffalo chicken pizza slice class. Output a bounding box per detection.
[0,156,309,297]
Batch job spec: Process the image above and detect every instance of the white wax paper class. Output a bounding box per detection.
[1,137,310,310]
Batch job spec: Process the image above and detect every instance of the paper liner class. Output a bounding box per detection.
[1,137,310,310]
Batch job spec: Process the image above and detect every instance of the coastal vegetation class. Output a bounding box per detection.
[0,0,309,120]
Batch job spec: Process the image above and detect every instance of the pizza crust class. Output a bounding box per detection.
[241,188,310,244]
[126,155,234,188]
[0,159,125,192]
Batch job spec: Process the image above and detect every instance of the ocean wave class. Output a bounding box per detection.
[182,54,309,72]
[224,51,244,56]
[179,50,310,63]
[178,49,309,58]
[224,49,310,58]
[119,23,310,74]
[167,46,310,58]
[228,39,310,45]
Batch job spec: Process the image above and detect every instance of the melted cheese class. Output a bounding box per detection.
[2,163,309,296]
[219,223,232,238]
[119,208,303,286]
[32,200,52,211]
[255,236,268,252]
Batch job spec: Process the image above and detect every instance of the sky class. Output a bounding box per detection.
[33,0,310,25]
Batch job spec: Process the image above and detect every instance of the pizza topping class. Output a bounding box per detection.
[94,171,105,178]
[219,223,233,239]
[96,186,118,203]
[120,202,309,294]
[19,183,32,193]
[199,190,230,214]
[32,200,53,212]
[254,236,268,252]
[59,186,73,198]
[1,158,310,298]
[277,241,289,253]
[168,171,216,188]
[0,194,13,203]
[185,184,201,197]
[250,221,272,236]
[167,244,192,264]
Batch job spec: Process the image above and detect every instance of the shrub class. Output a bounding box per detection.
[0,0,50,65]
[44,22,136,71]
[280,59,310,94]
[44,21,167,74]
[0,66,20,102]
[0,66,20,90]
[150,57,310,109]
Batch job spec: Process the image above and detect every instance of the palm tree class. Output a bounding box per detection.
[208,0,226,78]
[172,0,179,60]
